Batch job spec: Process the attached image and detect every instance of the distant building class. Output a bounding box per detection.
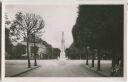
[20,37,48,59]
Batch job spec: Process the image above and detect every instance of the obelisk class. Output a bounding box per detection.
[59,32,67,60]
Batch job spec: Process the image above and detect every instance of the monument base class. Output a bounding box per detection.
[58,52,67,60]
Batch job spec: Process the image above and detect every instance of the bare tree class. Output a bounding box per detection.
[10,12,45,68]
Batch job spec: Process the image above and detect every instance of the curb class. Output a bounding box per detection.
[81,64,109,77]
[10,66,40,77]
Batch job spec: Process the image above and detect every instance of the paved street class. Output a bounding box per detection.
[16,60,103,77]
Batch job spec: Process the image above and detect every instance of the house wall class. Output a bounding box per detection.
[20,41,47,59]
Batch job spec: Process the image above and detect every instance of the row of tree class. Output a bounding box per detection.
[68,5,123,76]
[6,28,61,60]
[66,43,112,60]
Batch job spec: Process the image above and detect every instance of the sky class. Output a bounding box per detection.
[6,5,79,49]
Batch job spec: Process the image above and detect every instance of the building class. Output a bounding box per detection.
[20,37,47,59]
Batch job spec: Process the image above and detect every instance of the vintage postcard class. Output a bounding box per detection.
[1,0,127,82]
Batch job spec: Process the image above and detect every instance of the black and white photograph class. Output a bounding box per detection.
[5,4,124,78]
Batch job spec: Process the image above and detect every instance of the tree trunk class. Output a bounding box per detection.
[97,49,101,71]
[27,31,31,68]
[80,54,81,60]
[120,56,123,76]
[86,47,89,65]
[111,56,114,76]
[92,49,95,67]
[34,33,37,66]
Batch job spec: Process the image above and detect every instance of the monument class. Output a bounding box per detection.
[59,32,67,60]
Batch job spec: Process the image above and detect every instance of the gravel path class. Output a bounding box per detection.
[16,60,103,77]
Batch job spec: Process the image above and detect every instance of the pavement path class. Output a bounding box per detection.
[18,60,103,77]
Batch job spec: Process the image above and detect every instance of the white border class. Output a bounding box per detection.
[1,0,127,82]
[3,0,125,5]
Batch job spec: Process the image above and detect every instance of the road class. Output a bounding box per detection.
[18,60,103,77]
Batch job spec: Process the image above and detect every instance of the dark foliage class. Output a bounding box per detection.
[43,47,61,59]
[6,43,26,59]
[69,5,123,76]
[5,28,13,56]
[73,5,123,51]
